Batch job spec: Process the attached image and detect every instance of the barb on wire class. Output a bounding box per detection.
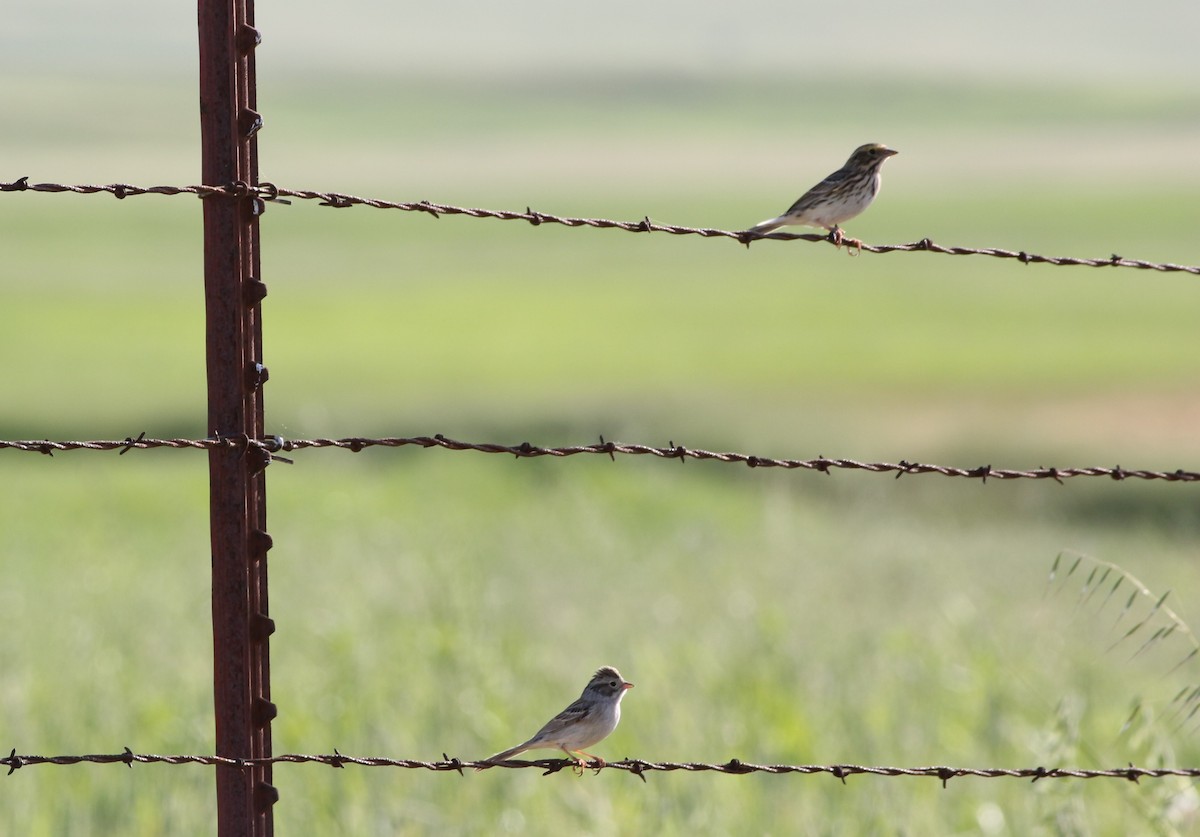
[4,178,1196,274]
[1,434,1197,484]
[2,749,1195,786]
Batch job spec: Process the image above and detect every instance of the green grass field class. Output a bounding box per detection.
[3,69,1200,835]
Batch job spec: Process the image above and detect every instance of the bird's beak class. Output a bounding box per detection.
[882,148,899,156]
[623,682,634,690]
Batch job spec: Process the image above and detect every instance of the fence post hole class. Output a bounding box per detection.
[198,1,275,835]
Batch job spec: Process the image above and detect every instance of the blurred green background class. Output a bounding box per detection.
[2,1,1199,834]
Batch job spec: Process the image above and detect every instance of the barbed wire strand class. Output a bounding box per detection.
[4,178,1196,274]
[2,749,1194,786]
[1,434,1196,483]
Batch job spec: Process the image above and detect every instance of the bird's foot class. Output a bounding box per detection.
[827,226,862,255]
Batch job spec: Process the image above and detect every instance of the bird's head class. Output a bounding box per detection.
[848,143,898,168]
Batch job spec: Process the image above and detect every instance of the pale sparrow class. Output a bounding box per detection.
[477,666,633,769]
[746,143,898,243]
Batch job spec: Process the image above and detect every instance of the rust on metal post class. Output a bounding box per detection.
[198,1,275,835]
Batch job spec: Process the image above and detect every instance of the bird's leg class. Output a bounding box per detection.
[826,225,845,249]
[568,747,606,772]
[561,745,587,775]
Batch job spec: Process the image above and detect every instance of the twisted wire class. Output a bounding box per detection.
[4,178,1196,274]
[2,749,1193,786]
[1,434,1196,483]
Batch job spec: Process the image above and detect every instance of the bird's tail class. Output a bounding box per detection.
[746,216,785,236]
[484,745,528,762]
[474,742,532,771]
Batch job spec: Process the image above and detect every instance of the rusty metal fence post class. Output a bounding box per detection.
[198,1,276,835]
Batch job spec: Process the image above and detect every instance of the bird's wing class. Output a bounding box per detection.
[783,166,849,214]
[482,697,595,763]
[529,697,592,740]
